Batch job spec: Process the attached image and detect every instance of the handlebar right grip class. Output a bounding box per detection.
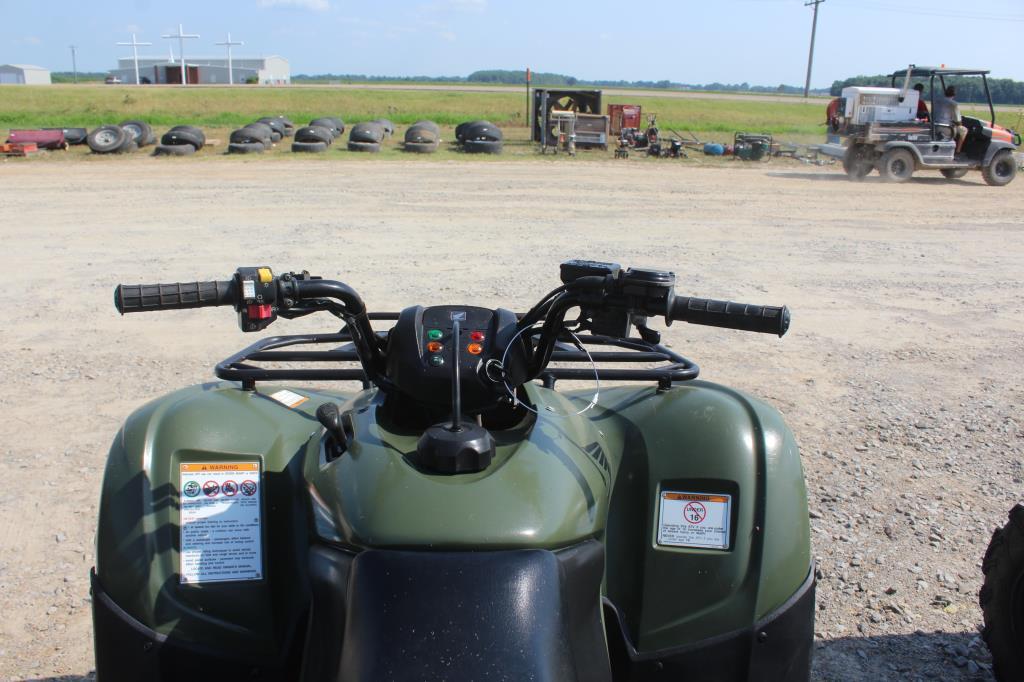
[115,280,236,314]
[669,297,791,337]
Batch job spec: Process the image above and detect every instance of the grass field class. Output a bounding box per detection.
[0,84,834,138]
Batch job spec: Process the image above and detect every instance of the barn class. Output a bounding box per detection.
[0,64,52,85]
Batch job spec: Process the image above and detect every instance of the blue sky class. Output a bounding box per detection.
[5,0,1024,86]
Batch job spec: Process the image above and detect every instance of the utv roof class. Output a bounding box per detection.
[890,66,990,78]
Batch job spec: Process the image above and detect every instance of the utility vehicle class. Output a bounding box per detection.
[822,65,1020,185]
[92,261,814,681]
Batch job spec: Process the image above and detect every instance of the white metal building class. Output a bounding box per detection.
[0,64,52,85]
[109,56,289,85]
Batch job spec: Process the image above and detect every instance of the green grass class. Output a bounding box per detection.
[0,84,834,139]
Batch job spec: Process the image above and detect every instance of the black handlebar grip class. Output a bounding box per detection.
[115,280,236,314]
[669,297,791,337]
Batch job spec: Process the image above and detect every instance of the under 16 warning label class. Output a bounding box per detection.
[657,491,731,550]
[179,462,263,584]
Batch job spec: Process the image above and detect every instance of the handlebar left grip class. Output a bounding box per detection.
[115,280,236,314]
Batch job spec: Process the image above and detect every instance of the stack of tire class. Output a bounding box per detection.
[348,122,385,153]
[371,119,395,138]
[229,122,277,154]
[86,122,148,155]
[292,117,343,153]
[455,120,503,154]
[403,120,440,154]
[154,126,205,156]
[259,116,294,138]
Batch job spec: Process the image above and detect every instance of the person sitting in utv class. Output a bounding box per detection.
[913,83,929,121]
[934,85,967,154]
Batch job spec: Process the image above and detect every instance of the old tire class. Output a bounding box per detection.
[230,126,270,145]
[87,125,128,154]
[257,118,287,137]
[349,122,384,144]
[463,139,502,154]
[153,143,196,156]
[169,125,205,145]
[309,118,343,138]
[228,142,265,154]
[403,141,438,153]
[347,141,381,153]
[842,144,873,181]
[404,125,438,145]
[456,120,488,142]
[878,148,915,182]
[981,504,1024,682]
[292,141,328,153]
[119,120,153,146]
[411,120,440,136]
[116,138,138,154]
[982,150,1017,187]
[940,168,969,180]
[463,121,503,142]
[371,119,394,137]
[295,126,334,145]
[161,128,204,150]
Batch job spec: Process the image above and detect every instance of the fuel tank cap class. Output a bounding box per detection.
[415,421,496,474]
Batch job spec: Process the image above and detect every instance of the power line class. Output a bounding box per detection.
[803,0,824,98]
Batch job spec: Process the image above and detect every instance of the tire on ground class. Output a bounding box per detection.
[347,141,381,153]
[981,504,1024,682]
[256,118,287,137]
[294,126,334,144]
[119,120,153,146]
[230,126,270,145]
[228,142,266,154]
[462,121,503,142]
[116,136,138,154]
[456,120,489,142]
[169,125,206,146]
[463,139,503,154]
[153,143,196,156]
[349,122,384,144]
[403,141,438,153]
[309,118,343,138]
[411,120,441,136]
[292,141,328,153]
[161,128,204,150]
[878,148,915,182]
[982,150,1017,187]
[371,119,394,137]
[86,125,128,154]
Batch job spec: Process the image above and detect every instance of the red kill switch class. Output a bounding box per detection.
[248,304,273,320]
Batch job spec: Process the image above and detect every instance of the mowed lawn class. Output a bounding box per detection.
[1,84,835,140]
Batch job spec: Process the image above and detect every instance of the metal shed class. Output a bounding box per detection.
[0,64,52,85]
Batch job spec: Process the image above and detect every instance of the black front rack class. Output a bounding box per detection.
[215,313,700,390]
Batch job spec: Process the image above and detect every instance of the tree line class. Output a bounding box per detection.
[831,74,1024,105]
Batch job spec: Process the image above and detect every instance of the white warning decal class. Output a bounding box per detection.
[179,462,262,584]
[268,389,309,409]
[657,491,731,550]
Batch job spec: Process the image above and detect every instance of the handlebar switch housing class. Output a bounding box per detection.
[235,266,279,332]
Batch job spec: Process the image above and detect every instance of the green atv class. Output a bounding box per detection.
[92,260,814,681]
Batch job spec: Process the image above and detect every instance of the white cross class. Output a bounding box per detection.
[215,33,245,85]
[116,33,153,85]
[161,24,200,86]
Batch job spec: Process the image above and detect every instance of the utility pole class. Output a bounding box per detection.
[803,0,825,98]
[161,24,200,86]
[215,33,244,85]
[69,45,78,83]
[117,33,152,85]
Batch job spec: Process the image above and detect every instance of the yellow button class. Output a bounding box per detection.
[257,267,273,283]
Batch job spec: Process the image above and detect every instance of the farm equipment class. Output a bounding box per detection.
[542,110,577,155]
[820,65,1020,185]
[609,104,642,136]
[733,133,772,161]
[93,261,814,681]
[533,89,604,149]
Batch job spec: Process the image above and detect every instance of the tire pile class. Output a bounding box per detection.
[154,126,206,156]
[86,120,157,155]
[292,117,344,153]
[454,120,503,154]
[229,116,295,154]
[403,120,441,153]
[347,122,386,153]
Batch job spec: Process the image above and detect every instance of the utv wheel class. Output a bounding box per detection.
[842,144,873,181]
[291,141,328,153]
[941,168,969,180]
[879,148,915,182]
[87,125,128,154]
[983,150,1017,187]
[981,504,1024,682]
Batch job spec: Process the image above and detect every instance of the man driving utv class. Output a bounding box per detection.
[935,85,967,154]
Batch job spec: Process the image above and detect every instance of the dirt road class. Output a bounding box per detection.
[0,157,1021,681]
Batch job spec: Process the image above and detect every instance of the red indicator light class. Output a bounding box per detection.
[427,341,444,353]
[247,304,273,320]
[469,331,485,342]
[467,343,483,355]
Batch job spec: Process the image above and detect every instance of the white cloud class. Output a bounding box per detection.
[439,30,456,41]
[22,35,42,45]
[260,0,329,11]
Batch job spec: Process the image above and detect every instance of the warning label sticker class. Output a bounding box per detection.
[657,491,731,550]
[179,462,263,584]
[268,389,308,409]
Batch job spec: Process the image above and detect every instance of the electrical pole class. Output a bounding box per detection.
[69,45,78,83]
[803,0,824,98]
[215,33,244,85]
[161,24,200,86]
[117,33,152,85]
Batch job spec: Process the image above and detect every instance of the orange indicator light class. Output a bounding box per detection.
[467,343,483,355]
[427,341,443,353]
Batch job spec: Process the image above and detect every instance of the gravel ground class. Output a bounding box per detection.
[0,156,1021,681]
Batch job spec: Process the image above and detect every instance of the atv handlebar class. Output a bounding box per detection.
[669,297,790,337]
[115,280,236,314]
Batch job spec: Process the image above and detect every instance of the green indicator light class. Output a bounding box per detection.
[427,329,443,340]
[429,355,445,367]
